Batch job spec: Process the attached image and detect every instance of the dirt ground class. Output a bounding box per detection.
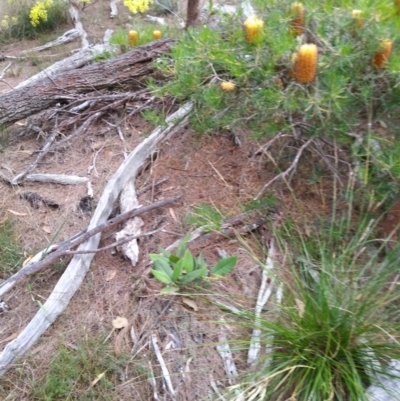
[0,2,358,400]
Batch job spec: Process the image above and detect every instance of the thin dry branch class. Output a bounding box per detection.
[9,127,59,185]
[0,101,193,376]
[0,197,179,298]
[20,29,81,54]
[247,238,276,365]
[255,137,315,199]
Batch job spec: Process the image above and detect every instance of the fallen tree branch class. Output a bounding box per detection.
[247,238,276,365]
[0,197,178,297]
[1,38,175,128]
[0,101,192,376]
[15,29,116,90]
[0,172,89,186]
[151,333,176,400]
[20,29,81,54]
[110,0,121,18]
[68,0,89,48]
[63,227,163,254]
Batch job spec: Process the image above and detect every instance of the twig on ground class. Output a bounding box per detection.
[255,137,315,199]
[216,324,240,391]
[63,228,162,254]
[20,29,80,54]
[0,196,179,298]
[263,282,283,370]
[247,238,276,365]
[147,360,160,401]
[137,177,168,196]
[110,0,121,18]
[10,127,60,185]
[151,332,176,400]
[0,62,12,79]
[48,111,102,152]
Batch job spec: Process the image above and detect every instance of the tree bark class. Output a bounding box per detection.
[186,0,201,28]
[0,38,175,129]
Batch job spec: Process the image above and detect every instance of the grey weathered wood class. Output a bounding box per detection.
[0,102,192,376]
[0,38,175,129]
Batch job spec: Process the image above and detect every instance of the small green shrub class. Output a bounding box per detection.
[150,235,237,293]
[0,0,68,41]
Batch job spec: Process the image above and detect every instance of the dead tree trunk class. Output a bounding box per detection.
[186,0,201,28]
[0,38,175,129]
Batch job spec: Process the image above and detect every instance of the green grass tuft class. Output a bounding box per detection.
[0,218,23,279]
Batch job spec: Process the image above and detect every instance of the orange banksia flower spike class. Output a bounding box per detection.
[292,44,318,83]
[290,2,305,37]
[153,30,162,39]
[243,16,264,44]
[220,81,236,91]
[373,40,393,68]
[395,0,400,16]
[351,9,364,29]
[129,30,138,46]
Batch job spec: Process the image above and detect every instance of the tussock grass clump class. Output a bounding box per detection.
[228,196,400,400]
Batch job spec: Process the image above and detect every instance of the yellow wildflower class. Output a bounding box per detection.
[123,0,153,14]
[1,19,8,29]
[29,0,53,28]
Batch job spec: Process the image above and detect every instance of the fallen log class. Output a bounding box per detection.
[0,101,192,376]
[0,38,175,129]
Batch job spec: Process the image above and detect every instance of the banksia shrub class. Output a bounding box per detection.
[128,30,138,46]
[373,40,393,68]
[351,9,364,29]
[290,2,305,37]
[243,16,264,44]
[153,30,162,39]
[292,44,318,83]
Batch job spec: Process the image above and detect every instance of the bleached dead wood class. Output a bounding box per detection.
[20,29,81,54]
[247,238,276,365]
[145,15,167,25]
[216,327,239,386]
[16,29,116,89]
[240,0,255,18]
[0,102,193,376]
[0,198,177,298]
[69,0,89,48]
[24,174,89,185]
[151,333,176,400]
[115,179,144,266]
[110,0,120,18]
[0,172,89,186]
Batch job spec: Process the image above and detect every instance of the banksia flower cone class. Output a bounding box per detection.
[292,44,318,83]
[243,16,264,44]
[153,30,162,40]
[373,40,393,68]
[351,9,364,28]
[129,30,138,46]
[221,81,236,91]
[290,2,305,36]
[395,0,400,16]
